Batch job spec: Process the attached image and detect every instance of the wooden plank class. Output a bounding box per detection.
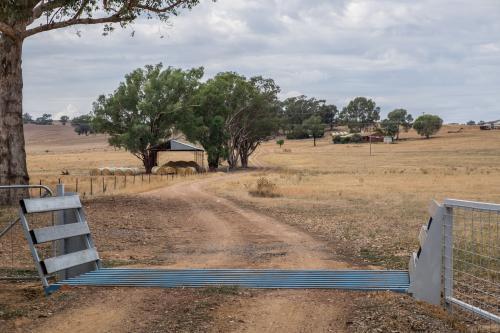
[21,195,82,214]
[42,248,99,274]
[32,222,90,244]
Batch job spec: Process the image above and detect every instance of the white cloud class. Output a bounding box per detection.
[21,0,500,123]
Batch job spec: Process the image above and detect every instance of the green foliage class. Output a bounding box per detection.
[60,115,69,125]
[22,113,32,124]
[302,115,324,146]
[186,72,280,169]
[92,63,203,172]
[340,97,380,132]
[71,114,94,135]
[280,95,337,133]
[413,114,443,139]
[383,108,413,139]
[0,1,206,38]
[276,139,284,148]
[34,113,52,125]
[379,119,399,137]
[467,120,476,126]
[286,125,309,139]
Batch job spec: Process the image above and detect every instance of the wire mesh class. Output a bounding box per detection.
[444,202,500,332]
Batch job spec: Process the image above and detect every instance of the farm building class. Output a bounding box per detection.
[149,139,205,169]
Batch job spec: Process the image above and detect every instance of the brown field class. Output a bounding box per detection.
[1,123,499,332]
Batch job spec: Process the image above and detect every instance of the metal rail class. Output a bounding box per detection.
[56,268,410,292]
[443,199,500,326]
[0,185,53,239]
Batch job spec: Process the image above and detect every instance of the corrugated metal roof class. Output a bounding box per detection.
[150,139,204,152]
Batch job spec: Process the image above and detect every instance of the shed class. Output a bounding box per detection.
[149,139,205,169]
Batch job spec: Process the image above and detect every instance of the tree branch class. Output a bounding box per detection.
[135,0,186,13]
[24,13,122,38]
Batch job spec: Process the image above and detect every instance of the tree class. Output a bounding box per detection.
[467,120,476,126]
[186,73,280,169]
[60,115,69,125]
[386,109,413,140]
[276,139,284,148]
[236,76,281,168]
[413,114,443,139]
[340,97,380,132]
[35,113,53,125]
[302,115,324,146]
[22,113,33,124]
[92,64,203,173]
[0,1,206,204]
[71,114,93,135]
[379,119,399,138]
[319,104,339,131]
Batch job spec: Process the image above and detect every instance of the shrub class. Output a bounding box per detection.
[286,126,309,139]
[413,114,443,139]
[249,177,281,198]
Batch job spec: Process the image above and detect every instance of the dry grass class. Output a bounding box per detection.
[248,177,281,198]
[210,126,500,268]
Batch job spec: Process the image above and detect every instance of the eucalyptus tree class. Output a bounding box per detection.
[0,0,205,204]
[92,64,203,173]
[340,97,380,132]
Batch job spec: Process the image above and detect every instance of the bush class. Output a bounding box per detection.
[286,126,309,139]
[249,177,281,198]
[413,114,443,139]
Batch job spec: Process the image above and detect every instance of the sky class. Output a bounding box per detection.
[22,0,500,123]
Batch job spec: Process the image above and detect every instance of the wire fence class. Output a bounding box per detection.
[443,200,500,332]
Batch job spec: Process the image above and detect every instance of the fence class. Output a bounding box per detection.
[0,172,204,280]
[27,173,184,199]
[443,199,499,331]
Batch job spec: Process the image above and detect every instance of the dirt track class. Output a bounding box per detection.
[27,174,352,333]
[2,173,459,333]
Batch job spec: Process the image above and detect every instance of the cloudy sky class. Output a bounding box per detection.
[23,0,500,123]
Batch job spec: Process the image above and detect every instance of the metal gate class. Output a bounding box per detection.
[443,199,499,329]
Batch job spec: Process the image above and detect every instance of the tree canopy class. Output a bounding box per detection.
[92,64,203,173]
[0,0,208,204]
[185,72,280,169]
[413,114,443,139]
[302,115,324,146]
[340,97,380,133]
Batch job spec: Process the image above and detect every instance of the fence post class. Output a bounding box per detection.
[75,178,78,193]
[114,176,117,190]
[124,175,127,188]
[443,206,453,312]
[148,174,151,184]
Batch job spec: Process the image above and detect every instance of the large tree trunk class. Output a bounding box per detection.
[239,150,249,168]
[142,151,157,174]
[0,35,29,205]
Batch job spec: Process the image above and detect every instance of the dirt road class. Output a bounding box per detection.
[25,174,351,333]
[4,173,456,333]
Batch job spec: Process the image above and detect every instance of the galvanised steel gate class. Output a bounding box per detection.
[443,199,499,329]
